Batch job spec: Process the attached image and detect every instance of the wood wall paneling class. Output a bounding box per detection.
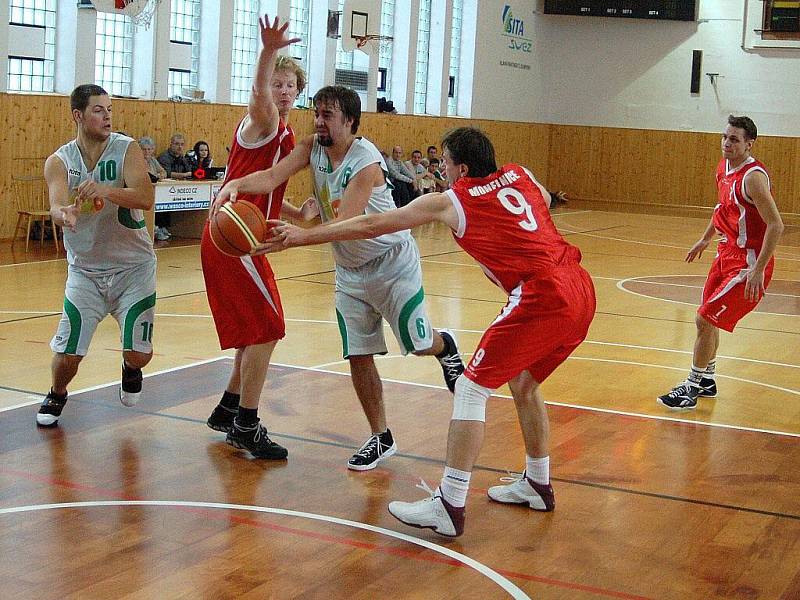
[1,93,797,239]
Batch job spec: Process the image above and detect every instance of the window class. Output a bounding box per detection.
[288,0,311,107]
[169,0,200,97]
[762,0,800,39]
[447,0,463,115]
[95,11,133,97]
[413,0,432,114]
[335,0,353,71]
[7,0,56,93]
[379,0,395,99]
[230,0,259,105]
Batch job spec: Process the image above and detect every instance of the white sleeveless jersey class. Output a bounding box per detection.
[54,132,154,274]
[310,136,410,268]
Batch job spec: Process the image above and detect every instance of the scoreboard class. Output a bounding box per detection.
[543,1,697,21]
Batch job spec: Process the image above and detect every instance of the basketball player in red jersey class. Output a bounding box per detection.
[261,127,597,536]
[658,115,784,410]
[201,16,315,458]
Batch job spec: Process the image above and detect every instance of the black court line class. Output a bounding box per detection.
[4,366,797,523]
[0,384,41,395]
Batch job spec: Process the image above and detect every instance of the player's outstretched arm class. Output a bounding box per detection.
[242,15,300,141]
[210,136,313,216]
[744,170,784,301]
[255,191,458,254]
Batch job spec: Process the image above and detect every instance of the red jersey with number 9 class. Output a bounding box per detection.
[446,164,583,294]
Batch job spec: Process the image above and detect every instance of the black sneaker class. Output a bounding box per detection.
[119,362,143,407]
[436,329,465,393]
[207,404,237,432]
[698,377,717,397]
[348,429,397,471]
[657,383,699,410]
[36,390,68,427]
[226,420,288,459]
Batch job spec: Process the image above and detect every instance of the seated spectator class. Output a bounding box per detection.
[138,136,167,183]
[418,158,435,194]
[385,145,416,208]
[428,157,448,192]
[404,149,428,197]
[157,133,192,180]
[187,140,213,174]
[155,133,193,241]
[427,145,438,162]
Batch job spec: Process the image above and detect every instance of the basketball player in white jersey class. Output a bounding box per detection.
[37,84,155,427]
[212,86,465,472]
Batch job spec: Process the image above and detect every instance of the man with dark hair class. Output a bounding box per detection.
[200,16,314,459]
[405,149,427,197]
[259,126,597,537]
[658,115,784,409]
[212,85,465,472]
[427,145,438,161]
[38,84,155,427]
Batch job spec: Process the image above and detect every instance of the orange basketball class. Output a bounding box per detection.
[209,200,268,257]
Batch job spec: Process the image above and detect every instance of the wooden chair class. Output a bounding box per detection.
[11,175,60,253]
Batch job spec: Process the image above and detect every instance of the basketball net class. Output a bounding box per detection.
[354,35,394,54]
[92,0,161,29]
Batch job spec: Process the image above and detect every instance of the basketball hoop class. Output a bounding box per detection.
[91,0,161,29]
[354,35,393,53]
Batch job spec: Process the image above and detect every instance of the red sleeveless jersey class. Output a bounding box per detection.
[447,163,582,294]
[224,117,295,220]
[713,157,769,252]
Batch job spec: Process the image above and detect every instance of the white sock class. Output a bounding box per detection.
[525,455,550,485]
[705,360,716,379]
[440,467,471,508]
[687,365,704,387]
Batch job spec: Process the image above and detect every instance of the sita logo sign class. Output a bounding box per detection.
[501,5,531,52]
[502,5,524,36]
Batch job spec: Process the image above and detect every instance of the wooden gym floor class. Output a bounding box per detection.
[0,208,798,599]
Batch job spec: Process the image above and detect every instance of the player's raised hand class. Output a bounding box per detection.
[259,15,301,51]
[685,238,710,263]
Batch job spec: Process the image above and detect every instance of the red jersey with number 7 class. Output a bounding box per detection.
[445,164,583,294]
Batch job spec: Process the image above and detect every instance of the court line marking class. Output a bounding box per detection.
[309,355,799,398]
[616,276,799,318]
[0,500,531,600]
[629,279,800,298]
[555,220,800,263]
[0,356,231,414]
[273,363,800,438]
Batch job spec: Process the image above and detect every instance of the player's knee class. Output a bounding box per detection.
[56,353,83,367]
[123,350,152,369]
[452,375,492,422]
[508,371,539,402]
[695,312,716,333]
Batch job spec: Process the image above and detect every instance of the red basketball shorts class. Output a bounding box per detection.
[200,222,285,349]
[698,246,774,333]
[464,264,596,389]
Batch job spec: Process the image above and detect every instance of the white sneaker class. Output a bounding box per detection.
[154,227,168,241]
[388,480,465,537]
[487,471,555,511]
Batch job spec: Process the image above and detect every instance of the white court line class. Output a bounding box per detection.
[275,362,800,438]
[616,276,799,318]
[2,313,795,371]
[555,220,800,263]
[630,279,800,299]
[0,500,530,600]
[0,356,231,414]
